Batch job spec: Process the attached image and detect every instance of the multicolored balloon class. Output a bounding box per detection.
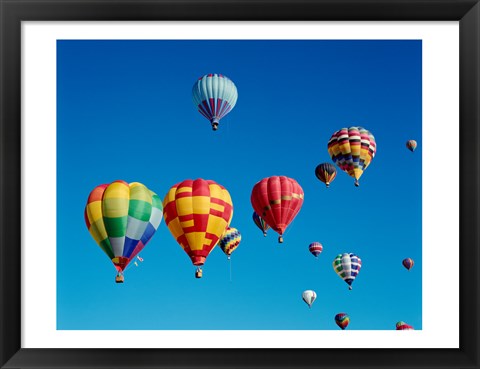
[302,290,317,308]
[335,313,350,330]
[406,140,417,152]
[192,73,238,131]
[396,321,414,330]
[251,176,304,243]
[219,227,241,259]
[252,211,270,237]
[309,242,323,258]
[84,181,163,283]
[163,179,233,278]
[402,258,414,271]
[328,126,377,187]
[333,253,362,290]
[315,163,337,188]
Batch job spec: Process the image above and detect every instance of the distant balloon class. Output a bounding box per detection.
[252,211,270,237]
[328,126,377,187]
[315,163,337,188]
[406,140,417,152]
[192,73,238,131]
[396,321,414,330]
[333,253,362,290]
[163,179,233,278]
[335,313,350,330]
[302,290,317,308]
[84,180,163,283]
[251,176,304,243]
[219,227,242,259]
[402,258,414,271]
[309,242,323,258]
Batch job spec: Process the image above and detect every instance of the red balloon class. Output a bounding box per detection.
[396,321,414,330]
[250,176,304,243]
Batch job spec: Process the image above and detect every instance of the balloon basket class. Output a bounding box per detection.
[348,286,352,290]
[263,232,267,237]
[212,122,219,131]
[278,236,284,243]
[354,180,359,187]
[195,269,203,279]
[115,274,124,283]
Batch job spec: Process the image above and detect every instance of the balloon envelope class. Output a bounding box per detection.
[84,180,163,276]
[333,253,362,289]
[402,258,414,271]
[396,321,414,330]
[192,74,238,130]
[406,140,417,152]
[252,211,270,236]
[309,242,323,257]
[335,313,350,329]
[250,176,304,243]
[328,126,376,186]
[219,227,241,258]
[315,163,337,187]
[302,290,317,308]
[163,179,233,268]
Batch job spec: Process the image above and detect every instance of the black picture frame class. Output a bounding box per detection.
[1,1,478,368]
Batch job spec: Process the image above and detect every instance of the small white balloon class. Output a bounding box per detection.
[302,290,317,308]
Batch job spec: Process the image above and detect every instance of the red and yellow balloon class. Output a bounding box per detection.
[163,179,233,278]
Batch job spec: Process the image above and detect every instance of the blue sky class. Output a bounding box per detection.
[57,40,422,330]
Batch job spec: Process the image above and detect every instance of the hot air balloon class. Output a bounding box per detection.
[335,313,350,330]
[192,73,238,131]
[84,180,163,283]
[251,176,304,243]
[219,227,241,259]
[328,126,377,187]
[302,290,316,308]
[406,140,417,152]
[315,163,337,188]
[396,321,414,330]
[163,179,233,278]
[309,242,323,258]
[402,258,414,271]
[333,253,362,290]
[252,211,270,237]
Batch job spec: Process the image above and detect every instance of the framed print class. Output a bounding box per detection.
[1,0,479,368]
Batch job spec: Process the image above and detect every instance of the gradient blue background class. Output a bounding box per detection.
[57,40,422,330]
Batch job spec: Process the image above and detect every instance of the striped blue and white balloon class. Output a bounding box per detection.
[332,253,362,290]
[192,73,238,131]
